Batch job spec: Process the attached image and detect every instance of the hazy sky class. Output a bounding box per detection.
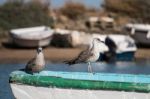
[51,0,103,8]
[0,0,5,4]
[0,0,103,8]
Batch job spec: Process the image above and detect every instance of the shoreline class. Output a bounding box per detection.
[0,47,83,63]
[0,47,150,64]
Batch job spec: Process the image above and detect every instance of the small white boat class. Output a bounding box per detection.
[125,23,150,46]
[106,35,137,61]
[9,26,54,47]
[92,34,137,61]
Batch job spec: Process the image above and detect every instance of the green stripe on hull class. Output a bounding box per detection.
[9,73,150,93]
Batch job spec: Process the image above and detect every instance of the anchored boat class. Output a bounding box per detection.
[103,35,137,61]
[125,23,150,46]
[9,26,54,48]
[92,34,137,61]
[9,70,150,99]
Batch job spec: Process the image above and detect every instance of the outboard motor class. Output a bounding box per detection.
[103,36,117,62]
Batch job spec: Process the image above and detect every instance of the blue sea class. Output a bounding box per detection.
[0,59,150,99]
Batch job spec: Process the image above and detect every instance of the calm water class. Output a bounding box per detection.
[0,60,150,99]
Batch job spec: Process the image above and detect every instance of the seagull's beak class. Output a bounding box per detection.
[96,38,105,43]
[100,41,105,43]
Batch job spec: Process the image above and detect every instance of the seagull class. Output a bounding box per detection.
[65,38,108,73]
[25,47,45,73]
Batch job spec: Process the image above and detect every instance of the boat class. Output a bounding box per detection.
[92,34,137,61]
[9,70,150,99]
[99,17,115,29]
[9,26,54,47]
[125,23,150,46]
[86,16,114,30]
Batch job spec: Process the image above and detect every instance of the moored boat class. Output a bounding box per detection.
[125,23,150,46]
[9,26,54,48]
[93,34,137,61]
[9,70,150,99]
[105,34,137,61]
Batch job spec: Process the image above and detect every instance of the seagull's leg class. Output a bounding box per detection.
[88,62,93,73]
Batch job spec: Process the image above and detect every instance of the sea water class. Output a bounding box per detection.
[0,59,150,99]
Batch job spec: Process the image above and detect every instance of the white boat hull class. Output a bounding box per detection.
[11,37,51,47]
[9,26,54,47]
[10,84,150,99]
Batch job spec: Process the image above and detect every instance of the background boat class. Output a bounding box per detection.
[125,24,150,46]
[9,26,54,48]
[92,34,137,61]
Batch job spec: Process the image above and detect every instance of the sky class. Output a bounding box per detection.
[0,0,104,8]
[0,0,5,4]
[51,0,103,8]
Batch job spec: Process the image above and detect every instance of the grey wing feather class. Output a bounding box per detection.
[25,57,36,71]
[74,49,93,63]
[65,46,93,65]
[66,49,93,65]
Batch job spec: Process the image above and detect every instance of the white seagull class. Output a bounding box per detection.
[25,47,45,73]
[65,38,108,73]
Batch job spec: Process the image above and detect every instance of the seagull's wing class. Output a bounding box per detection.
[25,57,36,71]
[65,48,93,65]
[75,49,93,63]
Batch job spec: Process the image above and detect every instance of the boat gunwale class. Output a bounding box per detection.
[9,70,150,93]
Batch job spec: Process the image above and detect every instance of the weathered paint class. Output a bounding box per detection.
[9,70,150,92]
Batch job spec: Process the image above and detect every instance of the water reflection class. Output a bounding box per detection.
[0,59,150,99]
